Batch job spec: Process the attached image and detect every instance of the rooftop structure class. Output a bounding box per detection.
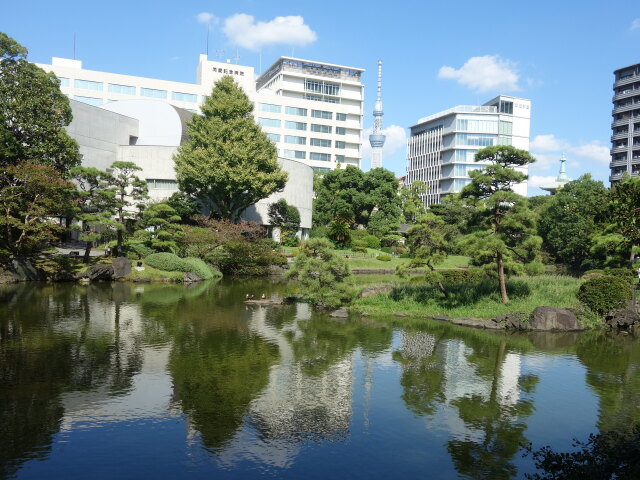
[405,95,531,207]
[368,60,385,169]
[36,54,365,172]
[540,153,571,195]
[610,62,640,184]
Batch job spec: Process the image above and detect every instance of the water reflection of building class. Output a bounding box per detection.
[216,304,354,468]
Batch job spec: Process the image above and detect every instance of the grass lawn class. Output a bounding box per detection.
[351,275,582,320]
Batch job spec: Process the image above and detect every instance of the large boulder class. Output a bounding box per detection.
[495,312,531,330]
[78,264,114,281]
[112,257,132,279]
[358,284,394,298]
[529,306,584,331]
[9,258,42,281]
[604,309,640,329]
[184,272,202,283]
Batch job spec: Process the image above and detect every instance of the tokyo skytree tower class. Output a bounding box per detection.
[369,60,386,169]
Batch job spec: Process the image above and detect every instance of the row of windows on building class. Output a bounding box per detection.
[259,118,347,134]
[455,119,513,135]
[258,103,347,121]
[61,78,200,103]
[282,150,348,162]
[453,134,512,147]
[266,134,350,149]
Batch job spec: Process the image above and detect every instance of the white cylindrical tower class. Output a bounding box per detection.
[369,60,385,169]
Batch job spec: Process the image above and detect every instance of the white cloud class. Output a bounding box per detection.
[527,175,557,189]
[631,18,640,30]
[361,125,407,163]
[438,55,520,92]
[197,12,219,25]
[530,134,610,167]
[223,14,317,51]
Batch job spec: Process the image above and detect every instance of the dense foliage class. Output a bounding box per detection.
[144,252,218,279]
[576,275,632,315]
[287,238,353,308]
[268,198,300,246]
[174,75,287,220]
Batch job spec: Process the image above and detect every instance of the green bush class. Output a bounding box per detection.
[364,235,381,249]
[351,239,367,249]
[604,267,636,283]
[377,254,392,262]
[380,247,392,254]
[576,275,632,315]
[381,234,404,247]
[421,268,485,284]
[392,246,407,255]
[351,245,368,253]
[213,240,286,276]
[145,252,219,279]
[124,242,154,260]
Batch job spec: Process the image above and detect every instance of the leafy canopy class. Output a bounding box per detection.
[174,75,287,221]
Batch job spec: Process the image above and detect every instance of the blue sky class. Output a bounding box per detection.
[3,0,639,194]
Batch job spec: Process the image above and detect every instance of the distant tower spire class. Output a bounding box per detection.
[369,60,386,169]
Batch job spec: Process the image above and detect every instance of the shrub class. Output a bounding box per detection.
[576,275,632,315]
[377,254,392,262]
[422,269,485,284]
[144,252,219,279]
[381,234,404,247]
[351,245,368,253]
[351,239,368,249]
[604,267,636,283]
[381,247,392,254]
[213,240,286,276]
[364,235,381,249]
[524,260,545,276]
[124,242,154,260]
[392,246,407,255]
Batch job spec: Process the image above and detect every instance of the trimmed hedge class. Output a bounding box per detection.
[422,268,486,284]
[576,275,632,315]
[377,254,392,262]
[144,252,220,279]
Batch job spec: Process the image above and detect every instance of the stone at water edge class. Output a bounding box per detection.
[77,264,114,281]
[604,309,640,329]
[529,306,584,331]
[112,257,132,279]
[494,312,530,330]
[394,312,409,317]
[330,308,349,318]
[450,317,502,329]
[184,272,202,283]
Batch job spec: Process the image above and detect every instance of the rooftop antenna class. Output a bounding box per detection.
[233,49,240,64]
[206,24,210,56]
[73,32,76,60]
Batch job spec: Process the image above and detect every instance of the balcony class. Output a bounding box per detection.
[611,131,629,141]
[610,158,628,168]
[614,73,639,88]
[612,117,633,127]
[611,145,630,154]
[612,102,640,115]
[613,88,640,101]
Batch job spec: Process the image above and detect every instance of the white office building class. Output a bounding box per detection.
[37,54,364,172]
[405,95,531,207]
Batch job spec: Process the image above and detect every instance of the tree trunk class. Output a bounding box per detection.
[497,251,509,304]
[83,241,92,263]
[428,263,449,298]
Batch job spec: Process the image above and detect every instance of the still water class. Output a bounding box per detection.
[1,279,638,479]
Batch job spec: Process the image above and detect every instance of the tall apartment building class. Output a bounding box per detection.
[610,62,640,184]
[405,95,531,207]
[36,55,364,171]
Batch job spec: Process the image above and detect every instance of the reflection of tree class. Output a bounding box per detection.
[576,331,640,432]
[0,283,147,478]
[169,327,279,451]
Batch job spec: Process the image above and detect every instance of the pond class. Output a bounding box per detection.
[1,279,638,479]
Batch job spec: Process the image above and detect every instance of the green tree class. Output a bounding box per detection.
[398,213,450,297]
[71,166,118,262]
[0,33,80,173]
[174,76,287,220]
[400,180,427,223]
[537,175,608,269]
[327,217,352,247]
[268,198,300,246]
[287,238,352,308]
[138,202,184,253]
[608,175,640,264]
[165,191,200,224]
[460,145,541,304]
[109,161,148,256]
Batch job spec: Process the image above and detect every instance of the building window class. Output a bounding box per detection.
[305,94,340,104]
[455,150,476,162]
[335,141,346,149]
[267,133,280,142]
[311,124,332,133]
[336,127,346,135]
[172,92,198,102]
[285,106,307,116]
[497,135,512,146]
[499,100,514,114]
[58,77,70,87]
[335,155,345,162]
[260,103,282,113]
[147,179,178,189]
[285,120,307,131]
[456,119,498,133]
[140,87,167,99]
[305,79,340,96]
[455,133,496,147]
[310,152,331,161]
[284,149,306,159]
[336,113,347,121]
[310,138,331,148]
[258,118,281,128]
[311,109,332,119]
[313,167,331,172]
[74,79,103,91]
[453,178,472,191]
[74,95,102,106]
[108,83,136,95]
[499,121,513,135]
[453,164,483,176]
[285,135,306,145]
